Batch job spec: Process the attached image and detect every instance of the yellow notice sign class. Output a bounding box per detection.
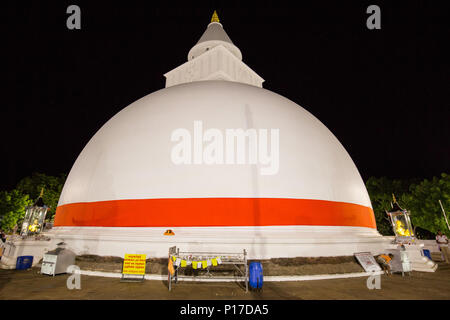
[122,254,146,275]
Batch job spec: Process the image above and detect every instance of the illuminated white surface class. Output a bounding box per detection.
[58,81,371,210]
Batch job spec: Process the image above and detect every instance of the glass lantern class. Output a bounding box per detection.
[386,195,415,244]
[20,190,49,236]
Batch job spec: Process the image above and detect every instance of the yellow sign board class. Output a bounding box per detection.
[122,254,146,275]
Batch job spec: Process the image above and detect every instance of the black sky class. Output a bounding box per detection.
[1,0,449,191]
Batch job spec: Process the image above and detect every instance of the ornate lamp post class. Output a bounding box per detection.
[386,194,415,244]
[20,188,49,237]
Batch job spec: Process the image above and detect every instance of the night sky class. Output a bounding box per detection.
[2,0,449,191]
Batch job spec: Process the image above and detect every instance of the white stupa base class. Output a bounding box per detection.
[48,225,392,257]
[0,226,396,270]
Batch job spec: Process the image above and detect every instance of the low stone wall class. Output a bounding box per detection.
[72,254,366,277]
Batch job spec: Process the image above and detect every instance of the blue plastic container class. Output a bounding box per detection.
[16,256,33,270]
[249,262,263,289]
[422,249,432,260]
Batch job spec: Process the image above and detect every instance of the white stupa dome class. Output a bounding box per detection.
[56,80,374,230]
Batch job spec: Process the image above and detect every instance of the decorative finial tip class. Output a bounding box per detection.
[211,10,220,23]
[39,187,44,198]
[392,193,397,203]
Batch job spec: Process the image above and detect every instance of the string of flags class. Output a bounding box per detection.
[170,255,223,269]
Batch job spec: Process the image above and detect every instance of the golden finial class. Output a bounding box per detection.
[392,193,397,203]
[39,187,44,198]
[211,10,220,23]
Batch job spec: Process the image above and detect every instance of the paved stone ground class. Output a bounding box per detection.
[0,263,449,300]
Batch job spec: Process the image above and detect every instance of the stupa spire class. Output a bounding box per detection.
[163,11,264,88]
[211,10,220,23]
